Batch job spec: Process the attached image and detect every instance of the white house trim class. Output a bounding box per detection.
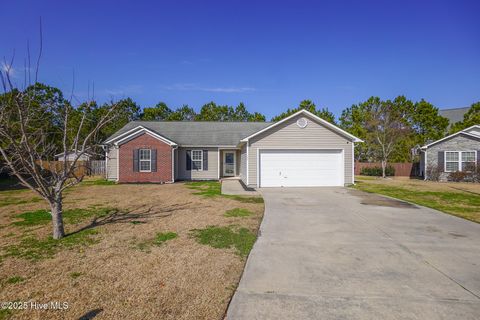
[443,150,477,173]
[105,126,147,144]
[171,146,177,182]
[113,128,177,147]
[421,129,480,149]
[351,142,355,184]
[116,146,119,182]
[106,126,177,146]
[181,145,238,148]
[246,141,249,185]
[240,109,363,143]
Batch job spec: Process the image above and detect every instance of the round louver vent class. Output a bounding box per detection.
[296,118,308,128]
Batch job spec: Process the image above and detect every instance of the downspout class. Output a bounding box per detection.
[424,149,427,180]
[171,145,178,183]
[101,144,108,180]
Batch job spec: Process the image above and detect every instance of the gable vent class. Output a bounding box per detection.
[296,118,308,128]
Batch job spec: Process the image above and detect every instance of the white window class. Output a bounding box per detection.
[461,151,476,171]
[191,150,203,171]
[445,151,459,172]
[139,149,151,172]
[444,151,477,172]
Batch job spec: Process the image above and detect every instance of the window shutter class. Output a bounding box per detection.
[151,149,157,172]
[438,151,444,172]
[186,150,192,171]
[203,150,208,171]
[133,149,139,172]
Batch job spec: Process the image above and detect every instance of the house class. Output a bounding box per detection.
[420,125,480,180]
[55,151,92,161]
[439,106,470,126]
[103,110,363,187]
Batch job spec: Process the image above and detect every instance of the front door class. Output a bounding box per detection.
[223,152,235,177]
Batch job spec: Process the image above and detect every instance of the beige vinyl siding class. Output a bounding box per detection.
[177,147,219,180]
[106,146,118,181]
[248,114,354,187]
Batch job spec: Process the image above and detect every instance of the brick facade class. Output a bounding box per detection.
[118,133,173,183]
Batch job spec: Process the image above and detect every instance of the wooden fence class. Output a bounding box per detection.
[355,161,420,177]
[38,160,106,177]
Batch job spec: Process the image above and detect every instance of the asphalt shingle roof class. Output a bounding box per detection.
[106,121,273,146]
[439,107,470,125]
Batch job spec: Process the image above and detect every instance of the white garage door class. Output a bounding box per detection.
[259,149,344,187]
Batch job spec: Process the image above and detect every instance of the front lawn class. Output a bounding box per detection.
[0,178,264,319]
[353,176,480,223]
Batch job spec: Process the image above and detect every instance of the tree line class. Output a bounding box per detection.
[1,83,479,165]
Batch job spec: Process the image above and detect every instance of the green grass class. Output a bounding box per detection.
[80,179,116,186]
[6,276,25,284]
[12,210,51,227]
[191,226,256,257]
[185,181,221,196]
[70,272,83,279]
[186,181,264,203]
[224,208,253,217]
[0,308,13,320]
[12,207,117,227]
[135,231,178,252]
[153,232,178,245]
[353,181,480,223]
[3,229,99,261]
[0,196,42,208]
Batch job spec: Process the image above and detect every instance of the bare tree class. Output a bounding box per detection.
[0,32,120,239]
[366,99,410,178]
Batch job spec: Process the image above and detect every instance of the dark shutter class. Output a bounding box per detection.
[438,151,444,172]
[151,149,157,172]
[133,149,139,172]
[186,150,192,170]
[203,150,208,171]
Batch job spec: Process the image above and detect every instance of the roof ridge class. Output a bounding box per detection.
[439,106,470,111]
[131,120,273,123]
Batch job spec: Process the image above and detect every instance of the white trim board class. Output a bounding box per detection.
[421,129,480,149]
[107,126,177,146]
[240,109,363,143]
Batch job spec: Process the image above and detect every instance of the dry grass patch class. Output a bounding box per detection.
[0,178,264,319]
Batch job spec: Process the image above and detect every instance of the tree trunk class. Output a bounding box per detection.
[381,160,387,178]
[50,199,65,239]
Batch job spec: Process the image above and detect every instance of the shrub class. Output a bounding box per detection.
[448,171,469,182]
[426,165,442,181]
[360,166,395,177]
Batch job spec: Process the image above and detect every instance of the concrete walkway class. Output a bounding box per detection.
[221,179,260,196]
[227,187,480,320]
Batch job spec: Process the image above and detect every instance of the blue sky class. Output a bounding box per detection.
[1,0,479,120]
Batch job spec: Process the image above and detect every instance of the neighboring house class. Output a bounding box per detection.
[439,106,470,126]
[420,125,480,180]
[103,110,362,187]
[55,151,92,161]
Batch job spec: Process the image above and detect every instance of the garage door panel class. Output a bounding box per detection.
[259,150,343,187]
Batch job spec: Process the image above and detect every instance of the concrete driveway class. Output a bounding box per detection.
[227,188,480,320]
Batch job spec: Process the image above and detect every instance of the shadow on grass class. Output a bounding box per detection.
[69,202,192,236]
[78,308,103,320]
